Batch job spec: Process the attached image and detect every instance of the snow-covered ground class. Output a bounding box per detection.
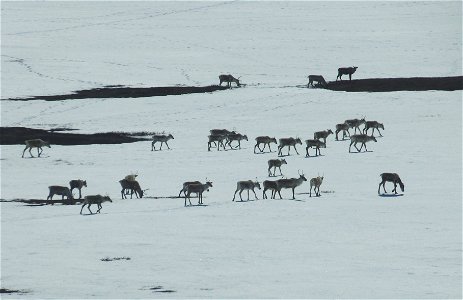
[1,1,461,299]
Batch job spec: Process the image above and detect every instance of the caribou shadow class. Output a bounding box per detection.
[378,193,404,197]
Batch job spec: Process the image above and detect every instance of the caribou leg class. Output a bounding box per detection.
[252,189,259,200]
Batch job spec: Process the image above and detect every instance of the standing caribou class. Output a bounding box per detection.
[275,171,307,200]
[305,139,326,157]
[22,139,51,158]
[378,173,404,195]
[349,134,377,152]
[278,137,302,156]
[268,159,287,177]
[363,121,385,137]
[219,74,241,87]
[232,180,261,201]
[336,67,358,81]
[178,181,202,197]
[69,179,87,199]
[307,75,327,88]
[119,179,144,199]
[309,176,324,197]
[47,186,74,204]
[184,181,213,206]
[262,180,279,199]
[254,136,277,153]
[152,134,174,151]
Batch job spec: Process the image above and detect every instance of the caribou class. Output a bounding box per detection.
[262,180,279,199]
[268,159,287,177]
[309,176,324,197]
[305,139,326,157]
[219,74,241,87]
[335,122,351,141]
[178,181,202,197]
[225,133,248,150]
[232,180,261,202]
[349,134,377,152]
[378,173,404,195]
[80,195,112,214]
[363,121,384,137]
[69,179,87,199]
[151,134,174,151]
[184,181,213,206]
[314,129,333,146]
[307,75,327,88]
[275,171,307,200]
[278,137,302,156]
[254,136,277,153]
[336,66,358,81]
[345,118,366,134]
[22,139,51,158]
[208,134,227,151]
[119,179,144,199]
[47,186,74,203]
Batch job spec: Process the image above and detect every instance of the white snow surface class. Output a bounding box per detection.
[1,1,462,299]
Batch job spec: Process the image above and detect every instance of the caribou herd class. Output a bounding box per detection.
[20,70,406,213]
[32,115,404,212]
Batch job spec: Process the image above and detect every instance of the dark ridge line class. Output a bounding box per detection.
[0,126,153,145]
[323,76,463,92]
[6,85,230,101]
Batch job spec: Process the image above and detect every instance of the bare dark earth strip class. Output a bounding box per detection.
[0,127,153,145]
[324,76,463,92]
[6,85,229,101]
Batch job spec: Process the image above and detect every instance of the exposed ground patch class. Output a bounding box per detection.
[0,288,30,295]
[323,76,462,92]
[0,126,153,145]
[7,85,230,101]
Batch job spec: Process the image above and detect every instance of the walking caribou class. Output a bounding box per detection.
[349,134,377,152]
[336,67,358,81]
[22,139,51,158]
[208,134,227,151]
[254,136,277,153]
[219,74,241,87]
[232,180,261,202]
[335,122,351,140]
[314,129,333,146]
[275,171,307,200]
[345,118,366,134]
[309,176,324,197]
[378,173,404,195]
[278,137,302,156]
[225,133,248,150]
[80,195,112,214]
[152,134,174,151]
[363,121,385,137]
